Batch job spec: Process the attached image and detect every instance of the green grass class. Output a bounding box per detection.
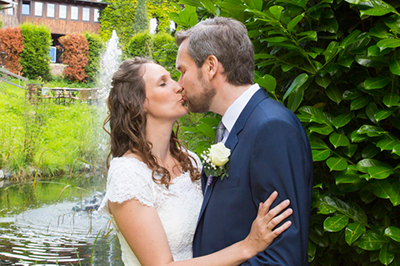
[0,78,107,179]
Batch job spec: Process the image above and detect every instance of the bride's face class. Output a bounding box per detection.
[142,63,188,121]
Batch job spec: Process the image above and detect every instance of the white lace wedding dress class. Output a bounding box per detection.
[98,154,203,266]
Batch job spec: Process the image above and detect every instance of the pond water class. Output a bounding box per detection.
[0,174,123,265]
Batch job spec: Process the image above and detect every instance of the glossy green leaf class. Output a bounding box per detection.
[389,59,400,75]
[297,31,318,42]
[350,96,372,110]
[340,30,361,48]
[287,13,304,31]
[326,156,348,171]
[196,123,216,139]
[312,149,331,161]
[338,56,354,68]
[367,166,394,179]
[342,144,358,157]
[384,227,400,243]
[336,174,361,185]
[316,195,368,224]
[361,6,394,17]
[376,138,398,151]
[308,135,329,149]
[309,124,334,135]
[350,130,368,142]
[362,144,379,158]
[383,93,400,107]
[371,179,391,199]
[325,85,342,104]
[357,158,386,173]
[329,132,350,148]
[377,38,400,51]
[254,53,275,60]
[389,180,400,206]
[256,75,277,94]
[367,45,391,56]
[356,231,388,251]
[269,5,284,20]
[393,144,400,156]
[287,89,305,112]
[364,77,391,90]
[379,244,394,266]
[315,75,331,89]
[375,109,394,122]
[243,0,263,11]
[264,36,289,43]
[324,214,349,232]
[343,89,362,100]
[323,41,340,62]
[366,102,378,123]
[357,125,387,137]
[179,0,202,7]
[332,113,352,129]
[283,73,309,101]
[200,0,216,14]
[345,223,366,246]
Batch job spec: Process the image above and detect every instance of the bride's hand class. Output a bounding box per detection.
[242,191,292,257]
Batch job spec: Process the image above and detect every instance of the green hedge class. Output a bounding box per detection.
[19,22,52,80]
[84,32,105,83]
[175,0,400,265]
[126,31,179,79]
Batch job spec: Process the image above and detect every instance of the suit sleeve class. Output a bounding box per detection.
[241,118,312,266]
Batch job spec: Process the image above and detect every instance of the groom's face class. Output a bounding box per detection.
[176,39,216,113]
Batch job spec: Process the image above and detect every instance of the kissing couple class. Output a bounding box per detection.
[99,17,313,266]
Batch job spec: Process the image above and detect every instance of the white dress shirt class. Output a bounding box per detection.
[220,84,261,143]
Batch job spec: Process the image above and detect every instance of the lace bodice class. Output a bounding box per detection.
[98,153,203,266]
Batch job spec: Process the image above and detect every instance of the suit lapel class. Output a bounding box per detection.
[196,88,269,224]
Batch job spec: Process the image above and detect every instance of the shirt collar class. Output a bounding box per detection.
[221,83,260,134]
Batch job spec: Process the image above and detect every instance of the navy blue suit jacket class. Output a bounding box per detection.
[193,89,313,265]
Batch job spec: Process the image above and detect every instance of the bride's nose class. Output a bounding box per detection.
[174,81,183,94]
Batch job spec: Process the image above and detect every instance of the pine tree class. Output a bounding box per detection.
[133,0,149,34]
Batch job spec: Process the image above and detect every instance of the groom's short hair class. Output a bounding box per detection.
[176,17,255,86]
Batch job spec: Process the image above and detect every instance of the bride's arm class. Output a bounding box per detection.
[109,191,292,266]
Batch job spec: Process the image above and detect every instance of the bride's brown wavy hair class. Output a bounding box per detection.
[103,57,200,187]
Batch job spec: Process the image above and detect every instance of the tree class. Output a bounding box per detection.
[99,0,178,49]
[133,0,149,33]
[174,1,400,265]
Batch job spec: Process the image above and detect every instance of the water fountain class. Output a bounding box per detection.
[0,31,124,265]
[98,30,122,102]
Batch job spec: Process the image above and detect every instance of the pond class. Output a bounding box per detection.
[0,174,123,265]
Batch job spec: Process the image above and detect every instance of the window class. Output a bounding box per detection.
[47,3,55,18]
[22,1,30,15]
[59,5,67,19]
[70,6,78,20]
[82,7,90,21]
[7,5,14,15]
[93,8,99,22]
[34,2,43,16]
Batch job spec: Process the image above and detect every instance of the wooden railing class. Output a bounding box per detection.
[0,68,28,89]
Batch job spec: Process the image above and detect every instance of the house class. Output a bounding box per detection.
[1,0,108,62]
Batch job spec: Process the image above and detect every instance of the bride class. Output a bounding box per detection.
[98,57,293,266]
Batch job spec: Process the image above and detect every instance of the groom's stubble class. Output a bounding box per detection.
[186,68,216,113]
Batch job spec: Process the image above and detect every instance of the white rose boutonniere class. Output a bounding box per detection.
[201,142,231,180]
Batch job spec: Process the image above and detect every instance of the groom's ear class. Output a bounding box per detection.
[204,55,219,80]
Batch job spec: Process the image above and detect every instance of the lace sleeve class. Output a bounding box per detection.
[105,158,155,208]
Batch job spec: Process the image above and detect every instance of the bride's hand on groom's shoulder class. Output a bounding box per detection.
[242,191,292,257]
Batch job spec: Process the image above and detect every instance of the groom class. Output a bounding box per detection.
[176,17,313,265]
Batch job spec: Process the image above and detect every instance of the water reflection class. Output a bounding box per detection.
[0,176,123,265]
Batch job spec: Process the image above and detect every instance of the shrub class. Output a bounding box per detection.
[0,27,24,74]
[175,1,400,265]
[126,31,178,78]
[19,23,51,80]
[59,34,89,82]
[84,32,104,83]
